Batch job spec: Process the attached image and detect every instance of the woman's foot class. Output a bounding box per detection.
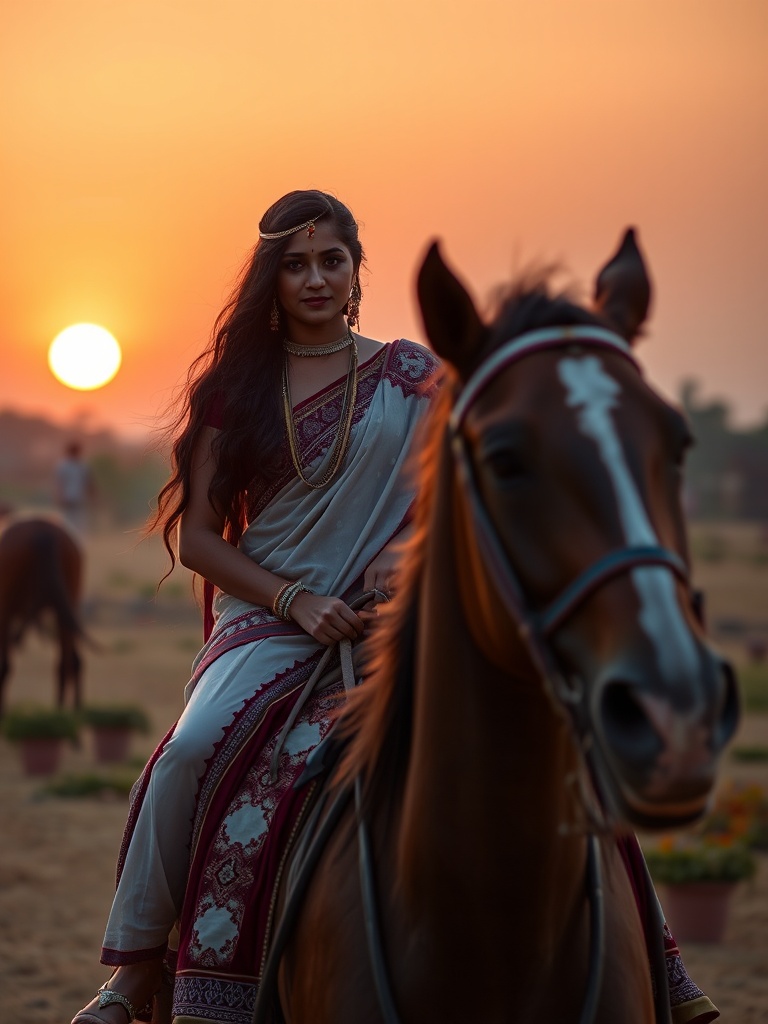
[71,960,164,1024]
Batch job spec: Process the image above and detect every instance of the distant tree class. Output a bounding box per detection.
[680,379,768,520]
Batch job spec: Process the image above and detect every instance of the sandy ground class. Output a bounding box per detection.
[0,526,766,1023]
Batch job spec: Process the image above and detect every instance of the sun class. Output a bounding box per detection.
[48,323,122,391]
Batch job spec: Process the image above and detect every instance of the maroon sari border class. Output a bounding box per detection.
[101,941,168,967]
[192,615,302,686]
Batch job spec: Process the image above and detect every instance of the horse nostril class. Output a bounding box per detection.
[599,681,662,764]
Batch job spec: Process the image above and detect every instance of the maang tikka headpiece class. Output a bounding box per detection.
[258,206,330,241]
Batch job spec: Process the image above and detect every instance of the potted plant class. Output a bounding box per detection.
[80,704,150,763]
[1,705,80,776]
[645,792,759,943]
[698,780,768,852]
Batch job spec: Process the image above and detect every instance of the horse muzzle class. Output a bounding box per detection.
[587,651,740,830]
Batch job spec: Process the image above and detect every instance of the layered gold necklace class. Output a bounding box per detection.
[282,338,359,489]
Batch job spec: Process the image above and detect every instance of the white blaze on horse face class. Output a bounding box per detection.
[557,355,700,685]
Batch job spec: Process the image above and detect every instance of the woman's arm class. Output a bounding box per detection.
[178,427,363,644]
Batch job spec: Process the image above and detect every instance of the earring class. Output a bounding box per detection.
[270,296,280,332]
[347,276,362,331]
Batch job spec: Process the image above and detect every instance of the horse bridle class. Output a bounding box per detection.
[449,325,683,1024]
[450,325,690,745]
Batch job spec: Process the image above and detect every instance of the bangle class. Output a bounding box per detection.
[274,580,312,621]
[276,581,301,620]
[271,582,292,618]
[281,582,310,621]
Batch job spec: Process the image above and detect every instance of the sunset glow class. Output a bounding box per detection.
[1,1,766,436]
[48,324,122,391]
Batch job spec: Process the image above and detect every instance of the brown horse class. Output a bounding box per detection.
[0,516,85,717]
[255,231,738,1024]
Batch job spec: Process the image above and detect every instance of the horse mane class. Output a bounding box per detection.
[484,267,609,350]
[334,377,453,804]
[335,270,609,804]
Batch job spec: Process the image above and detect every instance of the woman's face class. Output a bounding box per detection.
[275,220,355,335]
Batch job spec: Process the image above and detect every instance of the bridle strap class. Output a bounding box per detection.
[536,546,689,637]
[451,325,639,432]
[450,326,692,716]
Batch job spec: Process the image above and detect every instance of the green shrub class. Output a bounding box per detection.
[80,705,150,733]
[2,706,80,743]
[644,840,756,884]
[731,745,768,762]
[41,772,136,798]
[737,663,768,714]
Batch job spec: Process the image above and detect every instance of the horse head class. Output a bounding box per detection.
[416,230,739,831]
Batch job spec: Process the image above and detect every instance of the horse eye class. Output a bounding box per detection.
[483,447,528,480]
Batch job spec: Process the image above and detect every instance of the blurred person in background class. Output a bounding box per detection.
[54,440,94,535]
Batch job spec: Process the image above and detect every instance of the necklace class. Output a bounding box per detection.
[283,331,354,358]
[282,339,358,489]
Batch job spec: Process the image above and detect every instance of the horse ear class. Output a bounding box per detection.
[593,228,652,344]
[416,241,486,378]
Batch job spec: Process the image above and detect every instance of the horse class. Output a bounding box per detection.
[0,516,85,717]
[244,229,741,1024]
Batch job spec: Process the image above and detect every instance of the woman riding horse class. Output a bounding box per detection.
[71,190,439,1024]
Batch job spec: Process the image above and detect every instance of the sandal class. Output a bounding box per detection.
[72,987,139,1024]
[71,963,163,1024]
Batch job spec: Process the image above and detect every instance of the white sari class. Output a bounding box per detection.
[101,339,439,969]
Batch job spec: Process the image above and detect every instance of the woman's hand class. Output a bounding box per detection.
[363,546,401,602]
[358,545,403,628]
[288,592,364,646]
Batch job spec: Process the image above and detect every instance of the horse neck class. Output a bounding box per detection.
[396,442,588,938]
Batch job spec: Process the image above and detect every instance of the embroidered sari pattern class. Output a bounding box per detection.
[246,345,387,521]
[172,684,344,1024]
[245,340,438,521]
[383,338,441,399]
[191,609,302,688]
[188,651,323,858]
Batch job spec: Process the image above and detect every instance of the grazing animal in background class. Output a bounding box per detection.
[249,230,738,1024]
[0,516,85,717]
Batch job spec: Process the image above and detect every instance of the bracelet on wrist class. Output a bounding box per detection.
[271,582,292,618]
[274,580,312,621]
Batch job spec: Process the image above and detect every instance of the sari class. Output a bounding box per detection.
[99,340,439,1012]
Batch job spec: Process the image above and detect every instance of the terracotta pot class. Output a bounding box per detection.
[92,726,133,763]
[19,737,64,776]
[662,881,738,943]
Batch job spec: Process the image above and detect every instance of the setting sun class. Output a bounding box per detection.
[48,324,122,391]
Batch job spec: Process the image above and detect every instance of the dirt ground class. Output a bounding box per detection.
[0,524,766,1023]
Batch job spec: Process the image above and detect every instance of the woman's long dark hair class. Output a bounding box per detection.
[150,190,365,570]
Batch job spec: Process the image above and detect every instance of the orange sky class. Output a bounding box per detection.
[2,0,767,438]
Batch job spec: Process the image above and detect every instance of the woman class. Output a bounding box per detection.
[73,189,439,1024]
